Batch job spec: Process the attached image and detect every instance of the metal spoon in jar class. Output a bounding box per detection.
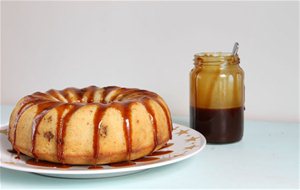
[232,42,239,55]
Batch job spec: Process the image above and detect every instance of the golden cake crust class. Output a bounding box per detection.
[8,86,172,165]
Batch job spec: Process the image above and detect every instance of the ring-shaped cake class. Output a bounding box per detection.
[8,86,172,165]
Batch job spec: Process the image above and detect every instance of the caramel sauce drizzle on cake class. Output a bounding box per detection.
[9,86,172,163]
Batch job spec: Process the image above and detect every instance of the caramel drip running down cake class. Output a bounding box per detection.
[8,86,172,165]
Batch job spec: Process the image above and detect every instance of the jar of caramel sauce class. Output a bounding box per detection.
[190,52,245,143]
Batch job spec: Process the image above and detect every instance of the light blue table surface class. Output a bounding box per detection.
[0,105,299,189]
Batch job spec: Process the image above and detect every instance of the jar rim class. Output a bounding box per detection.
[195,52,233,57]
[194,52,240,65]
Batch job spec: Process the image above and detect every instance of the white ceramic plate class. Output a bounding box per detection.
[0,123,206,178]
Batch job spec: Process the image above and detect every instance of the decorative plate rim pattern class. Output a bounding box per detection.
[0,123,206,175]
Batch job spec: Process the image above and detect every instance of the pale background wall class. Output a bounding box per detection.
[1,1,299,122]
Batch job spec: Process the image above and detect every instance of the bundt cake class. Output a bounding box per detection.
[8,86,172,165]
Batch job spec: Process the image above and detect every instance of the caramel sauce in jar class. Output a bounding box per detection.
[190,52,245,143]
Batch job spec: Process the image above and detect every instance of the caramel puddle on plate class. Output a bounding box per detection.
[7,149,71,169]
[26,158,71,169]
[134,157,160,162]
[9,144,172,169]
[88,165,103,169]
[108,161,136,167]
[149,150,173,156]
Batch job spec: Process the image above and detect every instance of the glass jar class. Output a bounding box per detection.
[190,52,245,143]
